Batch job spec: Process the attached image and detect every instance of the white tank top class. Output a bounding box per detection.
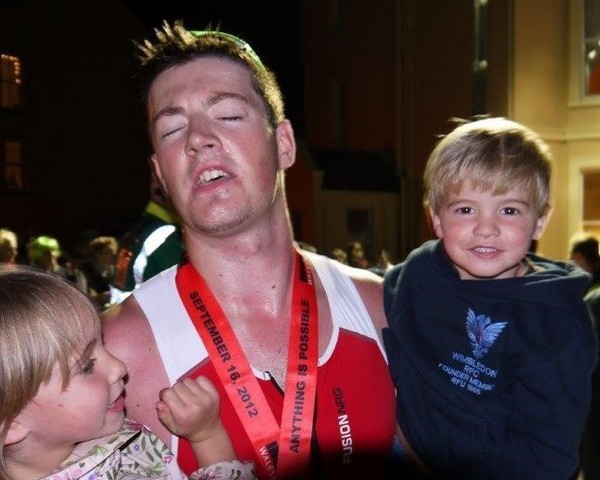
[134,251,386,387]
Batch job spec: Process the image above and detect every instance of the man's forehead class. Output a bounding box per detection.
[148,58,257,108]
[152,57,253,91]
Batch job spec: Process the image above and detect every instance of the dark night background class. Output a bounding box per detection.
[122,1,305,137]
[0,1,524,260]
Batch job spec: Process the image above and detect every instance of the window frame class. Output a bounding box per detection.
[569,0,600,105]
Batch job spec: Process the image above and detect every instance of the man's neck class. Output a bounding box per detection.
[184,226,297,315]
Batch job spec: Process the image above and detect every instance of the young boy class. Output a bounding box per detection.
[384,117,597,479]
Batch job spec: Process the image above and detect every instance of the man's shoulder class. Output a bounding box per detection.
[102,296,152,356]
[333,259,384,301]
[102,266,179,332]
[103,292,145,320]
[303,252,383,312]
[305,251,383,284]
[304,251,385,331]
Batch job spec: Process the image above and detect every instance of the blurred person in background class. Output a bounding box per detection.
[568,232,600,479]
[79,235,118,310]
[29,235,88,292]
[111,174,184,303]
[330,246,348,264]
[0,228,18,265]
[569,232,600,293]
[28,235,66,276]
[369,248,395,277]
[347,240,370,269]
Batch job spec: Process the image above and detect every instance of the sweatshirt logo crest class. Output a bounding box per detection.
[466,308,507,359]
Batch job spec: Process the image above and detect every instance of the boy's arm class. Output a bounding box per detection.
[506,340,596,479]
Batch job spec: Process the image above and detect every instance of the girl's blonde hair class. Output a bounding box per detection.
[424,117,552,215]
[0,266,100,478]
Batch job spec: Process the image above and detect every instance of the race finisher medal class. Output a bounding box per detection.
[176,249,318,479]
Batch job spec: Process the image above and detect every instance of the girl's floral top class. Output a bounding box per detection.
[43,418,255,480]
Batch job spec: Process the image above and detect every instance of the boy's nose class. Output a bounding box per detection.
[473,216,500,237]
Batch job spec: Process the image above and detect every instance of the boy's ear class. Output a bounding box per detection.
[429,208,444,239]
[4,419,29,445]
[533,206,553,240]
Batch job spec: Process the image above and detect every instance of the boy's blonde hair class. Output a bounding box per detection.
[424,117,552,215]
[0,266,100,477]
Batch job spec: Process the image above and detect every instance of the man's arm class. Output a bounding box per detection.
[102,297,172,443]
[345,266,387,343]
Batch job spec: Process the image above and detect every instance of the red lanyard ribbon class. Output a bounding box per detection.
[175,250,318,478]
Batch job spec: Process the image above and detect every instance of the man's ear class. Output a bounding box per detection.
[275,120,296,170]
[533,206,553,240]
[4,419,29,446]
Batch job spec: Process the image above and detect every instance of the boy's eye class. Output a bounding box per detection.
[501,207,519,215]
[456,206,473,214]
[80,358,96,375]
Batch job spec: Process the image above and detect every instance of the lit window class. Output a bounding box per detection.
[584,0,600,95]
[0,54,22,109]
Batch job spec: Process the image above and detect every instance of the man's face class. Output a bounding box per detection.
[147,57,294,237]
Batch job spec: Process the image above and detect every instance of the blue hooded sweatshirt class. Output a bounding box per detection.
[383,239,597,480]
